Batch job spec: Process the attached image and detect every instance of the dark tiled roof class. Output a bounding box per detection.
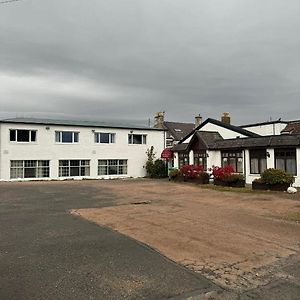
[172,143,189,152]
[1,117,165,131]
[281,121,300,134]
[179,118,260,143]
[195,131,223,148]
[212,135,300,150]
[163,121,195,141]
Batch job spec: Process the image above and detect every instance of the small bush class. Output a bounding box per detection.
[211,165,234,180]
[260,168,294,185]
[151,159,168,178]
[198,171,210,184]
[169,168,180,180]
[180,165,204,179]
[223,173,244,183]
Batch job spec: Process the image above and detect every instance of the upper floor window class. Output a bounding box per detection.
[94,132,115,144]
[10,129,37,142]
[55,131,79,143]
[128,134,147,145]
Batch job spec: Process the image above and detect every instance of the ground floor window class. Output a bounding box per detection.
[250,149,267,174]
[10,160,50,179]
[221,151,243,173]
[193,151,207,171]
[178,153,189,168]
[59,160,90,177]
[275,148,296,175]
[98,159,128,175]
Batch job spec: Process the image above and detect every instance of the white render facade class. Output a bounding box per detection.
[172,118,300,187]
[0,118,166,181]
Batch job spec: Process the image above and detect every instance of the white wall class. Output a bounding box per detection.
[242,123,287,136]
[0,123,165,181]
[199,123,248,139]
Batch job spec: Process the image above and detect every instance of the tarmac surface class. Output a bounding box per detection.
[0,181,224,300]
[0,180,299,300]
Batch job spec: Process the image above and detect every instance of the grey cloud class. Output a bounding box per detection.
[0,0,300,124]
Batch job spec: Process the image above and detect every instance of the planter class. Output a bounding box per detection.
[214,179,245,188]
[197,177,210,184]
[252,181,290,191]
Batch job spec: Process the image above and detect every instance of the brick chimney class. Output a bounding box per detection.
[195,114,202,128]
[154,111,165,129]
[221,112,231,124]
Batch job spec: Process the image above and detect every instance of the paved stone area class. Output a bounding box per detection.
[0,181,223,300]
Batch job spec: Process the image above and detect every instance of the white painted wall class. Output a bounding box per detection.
[199,123,248,139]
[0,122,165,181]
[242,123,287,136]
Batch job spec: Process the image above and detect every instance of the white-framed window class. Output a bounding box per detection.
[275,148,297,175]
[94,132,116,144]
[10,129,37,143]
[55,131,79,143]
[98,159,128,175]
[128,134,147,145]
[10,160,50,179]
[59,160,90,177]
[250,149,267,174]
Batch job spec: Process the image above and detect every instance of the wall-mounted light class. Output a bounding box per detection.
[266,151,270,158]
[45,126,50,130]
[206,153,209,158]
[130,130,133,133]
[92,129,95,133]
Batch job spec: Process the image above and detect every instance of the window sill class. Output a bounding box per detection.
[9,142,37,144]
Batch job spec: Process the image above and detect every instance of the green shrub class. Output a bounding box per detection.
[198,171,210,183]
[151,159,168,178]
[145,146,155,177]
[260,168,294,185]
[169,168,180,180]
[223,173,245,184]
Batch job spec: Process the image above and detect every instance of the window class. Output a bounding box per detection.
[94,132,115,144]
[55,131,79,143]
[194,151,207,171]
[59,160,90,177]
[221,151,243,173]
[10,160,49,179]
[275,148,296,175]
[128,134,147,144]
[9,129,37,142]
[250,150,267,174]
[98,160,128,175]
[178,153,189,168]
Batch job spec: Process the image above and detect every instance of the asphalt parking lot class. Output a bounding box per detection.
[0,180,223,300]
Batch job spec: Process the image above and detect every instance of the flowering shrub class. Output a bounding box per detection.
[180,165,204,179]
[210,165,234,180]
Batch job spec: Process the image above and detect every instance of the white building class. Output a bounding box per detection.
[240,120,289,136]
[172,118,300,187]
[0,118,166,181]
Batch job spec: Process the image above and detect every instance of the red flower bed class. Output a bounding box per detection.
[180,165,204,179]
[210,165,234,180]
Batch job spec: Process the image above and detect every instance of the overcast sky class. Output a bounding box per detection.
[1,0,300,125]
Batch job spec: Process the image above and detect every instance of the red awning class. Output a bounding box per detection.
[161,148,173,159]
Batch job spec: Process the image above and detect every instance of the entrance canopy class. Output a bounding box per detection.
[161,148,173,159]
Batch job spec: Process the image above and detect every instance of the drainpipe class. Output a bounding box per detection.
[0,124,1,180]
[243,149,246,180]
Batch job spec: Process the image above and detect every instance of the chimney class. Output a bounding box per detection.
[221,112,231,124]
[154,111,165,129]
[195,114,202,128]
